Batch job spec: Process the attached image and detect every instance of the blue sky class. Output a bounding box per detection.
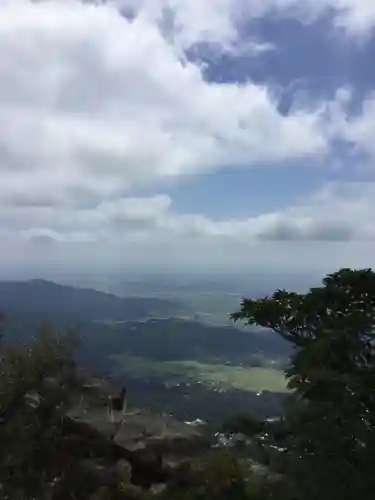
[1,0,375,280]
[166,13,375,218]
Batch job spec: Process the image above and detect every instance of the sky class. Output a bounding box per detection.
[1,0,375,282]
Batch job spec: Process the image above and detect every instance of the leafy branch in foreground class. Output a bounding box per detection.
[232,268,375,500]
[0,323,80,499]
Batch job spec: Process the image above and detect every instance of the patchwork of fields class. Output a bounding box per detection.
[112,354,288,393]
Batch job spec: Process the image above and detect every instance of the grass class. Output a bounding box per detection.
[179,361,287,392]
[112,354,288,393]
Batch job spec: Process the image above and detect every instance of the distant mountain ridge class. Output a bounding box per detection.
[0,279,289,423]
[0,279,185,321]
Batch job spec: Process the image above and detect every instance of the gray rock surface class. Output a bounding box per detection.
[63,373,210,490]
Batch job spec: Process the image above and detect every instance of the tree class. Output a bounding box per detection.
[0,322,81,499]
[0,320,147,500]
[231,268,375,500]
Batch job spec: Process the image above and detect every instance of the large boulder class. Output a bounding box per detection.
[63,377,210,490]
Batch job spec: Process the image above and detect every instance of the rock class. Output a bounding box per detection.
[150,483,167,495]
[113,410,209,459]
[115,459,132,483]
[62,374,211,491]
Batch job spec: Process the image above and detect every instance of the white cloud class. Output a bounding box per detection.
[322,89,375,163]
[340,95,375,159]
[268,0,375,37]
[112,0,375,43]
[0,0,329,210]
[155,0,375,41]
[329,0,375,36]
[1,1,375,278]
[3,182,375,244]
[1,1,374,214]
[2,182,375,278]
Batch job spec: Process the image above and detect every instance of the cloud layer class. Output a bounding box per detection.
[1,0,330,209]
[1,0,375,277]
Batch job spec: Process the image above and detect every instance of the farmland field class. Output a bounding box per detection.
[112,354,287,393]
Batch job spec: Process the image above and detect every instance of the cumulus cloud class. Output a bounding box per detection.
[1,0,373,214]
[329,0,375,36]
[2,182,375,279]
[271,0,375,37]
[340,95,375,159]
[4,182,375,245]
[0,0,329,210]
[1,0,375,278]
[112,0,375,44]
[254,182,375,241]
[114,0,375,44]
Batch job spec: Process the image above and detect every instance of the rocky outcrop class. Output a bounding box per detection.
[62,374,210,491]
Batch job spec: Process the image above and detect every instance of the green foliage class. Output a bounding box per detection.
[221,414,266,436]
[0,323,81,499]
[0,321,154,500]
[9,267,375,499]
[232,268,375,500]
[163,451,294,500]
